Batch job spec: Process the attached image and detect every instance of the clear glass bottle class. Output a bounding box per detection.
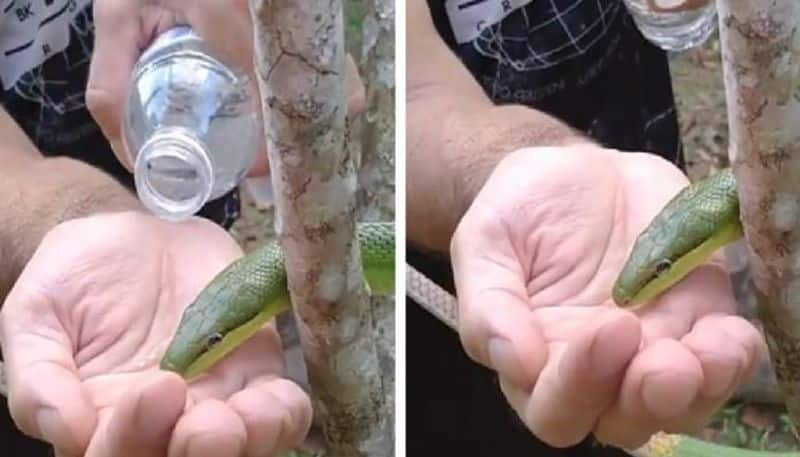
[623,0,717,52]
[123,25,260,220]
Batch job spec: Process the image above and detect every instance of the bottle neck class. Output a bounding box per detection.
[134,128,214,221]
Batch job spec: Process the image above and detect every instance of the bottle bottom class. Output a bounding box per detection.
[134,130,214,221]
[626,2,717,52]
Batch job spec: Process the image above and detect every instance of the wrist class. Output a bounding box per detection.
[450,144,618,239]
[38,157,143,219]
[447,108,596,227]
[408,102,594,253]
[0,157,142,300]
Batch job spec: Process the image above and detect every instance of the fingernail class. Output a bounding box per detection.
[36,408,80,457]
[641,372,697,419]
[488,338,516,372]
[35,407,58,442]
[133,389,162,435]
[704,359,740,398]
[590,316,635,378]
[135,374,185,437]
[186,433,244,457]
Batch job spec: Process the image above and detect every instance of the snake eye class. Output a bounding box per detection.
[654,259,673,277]
[205,332,223,350]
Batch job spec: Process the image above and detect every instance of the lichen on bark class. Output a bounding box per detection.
[358,0,395,222]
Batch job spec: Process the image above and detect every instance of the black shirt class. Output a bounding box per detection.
[408,1,683,455]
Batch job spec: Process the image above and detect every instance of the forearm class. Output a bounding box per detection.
[0,138,141,300]
[406,0,594,253]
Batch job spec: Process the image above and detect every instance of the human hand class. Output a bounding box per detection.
[450,145,765,450]
[0,212,311,457]
[86,0,365,176]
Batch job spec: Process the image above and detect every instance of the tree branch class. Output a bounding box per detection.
[250,1,390,454]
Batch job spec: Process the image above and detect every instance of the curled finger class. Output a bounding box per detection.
[168,399,247,457]
[227,377,312,457]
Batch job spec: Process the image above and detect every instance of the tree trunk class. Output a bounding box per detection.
[249,1,390,455]
[717,0,800,424]
[358,0,396,442]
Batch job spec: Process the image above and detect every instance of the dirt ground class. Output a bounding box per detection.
[670,36,730,181]
[229,187,274,253]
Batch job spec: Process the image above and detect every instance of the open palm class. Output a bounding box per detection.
[450,146,764,450]
[1,212,310,457]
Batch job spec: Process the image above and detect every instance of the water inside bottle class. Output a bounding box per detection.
[145,155,202,202]
[623,0,717,51]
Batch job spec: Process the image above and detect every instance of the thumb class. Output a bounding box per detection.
[450,218,546,390]
[83,372,187,457]
[0,287,96,456]
[87,2,178,171]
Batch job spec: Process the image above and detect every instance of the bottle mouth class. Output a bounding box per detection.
[134,129,214,221]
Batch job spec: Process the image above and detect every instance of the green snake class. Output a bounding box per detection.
[612,167,742,308]
[612,168,798,456]
[632,432,798,457]
[159,222,394,380]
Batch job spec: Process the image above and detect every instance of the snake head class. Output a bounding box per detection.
[612,245,674,308]
[159,286,277,380]
[160,245,288,379]
[159,302,229,378]
[613,168,740,308]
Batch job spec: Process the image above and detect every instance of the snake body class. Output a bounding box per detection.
[632,432,798,457]
[160,222,394,379]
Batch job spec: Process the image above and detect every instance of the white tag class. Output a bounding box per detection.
[0,0,91,88]
[445,0,534,44]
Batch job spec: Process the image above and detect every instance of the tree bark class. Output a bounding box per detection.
[250,1,390,455]
[358,0,395,222]
[717,0,800,424]
[358,0,396,442]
